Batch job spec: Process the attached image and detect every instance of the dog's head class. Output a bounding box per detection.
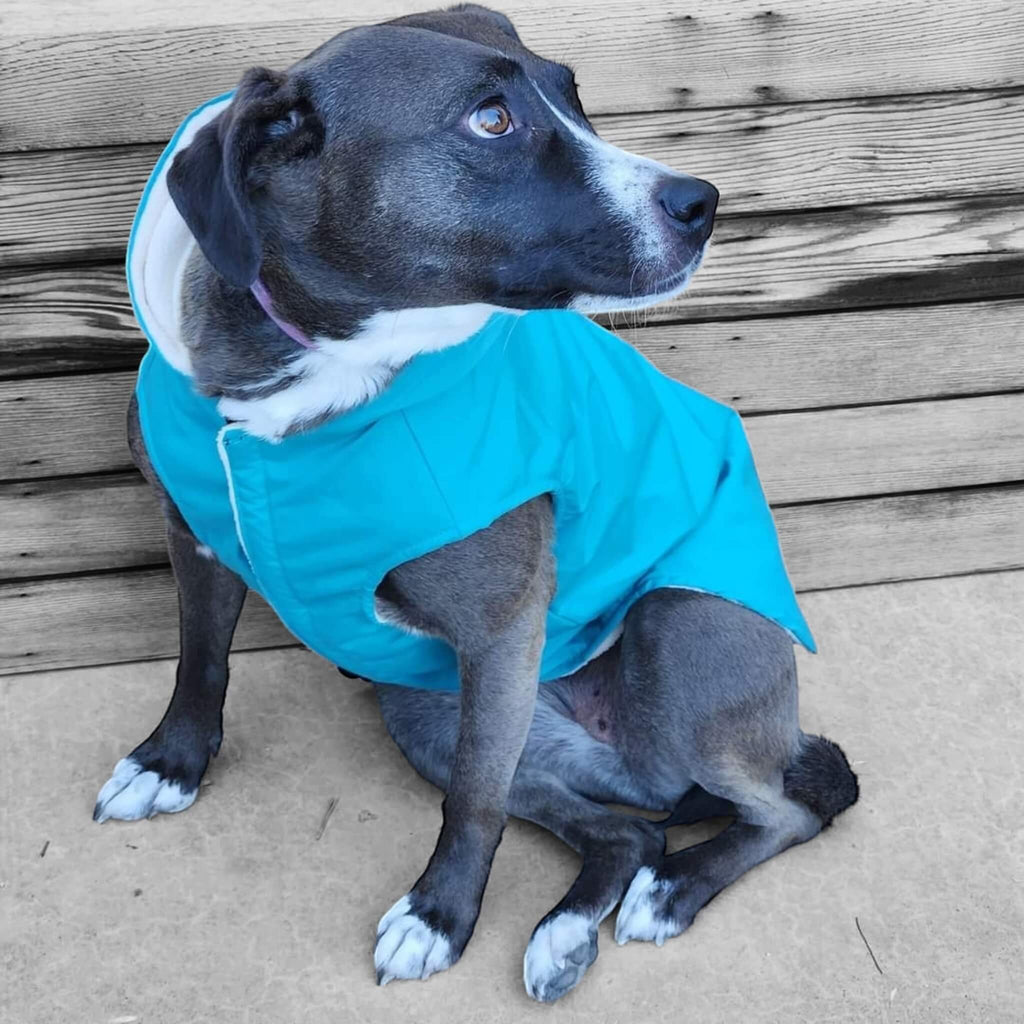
[169,4,718,324]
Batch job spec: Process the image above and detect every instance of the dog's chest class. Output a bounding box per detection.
[216,304,508,442]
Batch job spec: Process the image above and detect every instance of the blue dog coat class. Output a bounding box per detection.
[127,96,814,691]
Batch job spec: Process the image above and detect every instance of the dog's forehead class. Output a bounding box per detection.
[295,23,570,117]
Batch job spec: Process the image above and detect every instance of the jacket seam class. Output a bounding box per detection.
[399,410,462,532]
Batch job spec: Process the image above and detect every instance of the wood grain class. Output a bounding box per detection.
[0,473,164,578]
[6,278,1023,411]
[0,570,294,675]
[597,89,1024,214]
[620,302,1024,413]
[3,0,1022,673]
[0,266,142,378]
[4,0,1023,151]
[0,373,133,479]
[776,485,1024,590]
[4,192,1023,378]
[2,376,1022,501]
[3,484,1020,674]
[674,194,1024,322]
[7,433,1024,580]
[6,89,1024,268]
[749,395,1024,504]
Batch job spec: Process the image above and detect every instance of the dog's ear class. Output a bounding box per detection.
[389,4,522,46]
[167,68,323,288]
[448,4,521,41]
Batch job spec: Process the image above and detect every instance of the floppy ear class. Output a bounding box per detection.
[167,68,322,288]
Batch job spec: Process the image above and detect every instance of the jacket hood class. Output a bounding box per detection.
[126,93,234,377]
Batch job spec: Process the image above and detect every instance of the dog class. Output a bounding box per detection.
[94,4,858,1003]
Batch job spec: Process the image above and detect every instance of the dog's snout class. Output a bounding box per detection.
[656,177,719,243]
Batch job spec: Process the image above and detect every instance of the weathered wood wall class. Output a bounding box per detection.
[1,0,1022,674]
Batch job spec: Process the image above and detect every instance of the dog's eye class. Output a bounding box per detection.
[267,107,303,139]
[469,102,513,138]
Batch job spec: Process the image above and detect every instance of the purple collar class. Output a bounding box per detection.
[250,278,318,350]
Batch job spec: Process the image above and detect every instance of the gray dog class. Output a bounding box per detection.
[94,4,857,1003]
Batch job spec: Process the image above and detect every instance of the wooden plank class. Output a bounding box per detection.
[749,395,1024,504]
[674,194,1024,322]
[0,266,142,378]
[0,373,133,479]
[0,570,295,675]
[599,89,1024,214]
[3,484,1021,674]
[3,290,1023,418]
[6,89,1024,269]
[621,302,1024,414]
[2,384,1022,517]
[0,473,164,578]
[775,486,1024,591]
[4,0,1023,151]
[6,430,1024,578]
[1,0,427,33]
[0,146,159,268]
[4,191,1023,378]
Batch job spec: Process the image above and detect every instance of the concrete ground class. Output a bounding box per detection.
[2,571,1022,1024]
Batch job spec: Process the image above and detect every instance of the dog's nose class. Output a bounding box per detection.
[656,176,719,243]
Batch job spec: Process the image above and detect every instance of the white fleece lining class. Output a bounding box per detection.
[128,96,232,376]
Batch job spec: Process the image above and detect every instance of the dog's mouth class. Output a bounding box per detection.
[649,246,708,297]
[569,243,709,315]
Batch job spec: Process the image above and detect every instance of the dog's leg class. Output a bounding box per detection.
[513,772,664,1001]
[375,681,663,1002]
[609,589,859,946]
[94,396,248,822]
[660,784,735,827]
[614,735,855,945]
[372,497,554,985]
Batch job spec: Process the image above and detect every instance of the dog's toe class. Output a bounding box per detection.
[614,866,684,946]
[93,756,197,823]
[523,911,599,1002]
[374,895,454,985]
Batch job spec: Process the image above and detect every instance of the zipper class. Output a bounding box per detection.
[214,422,254,571]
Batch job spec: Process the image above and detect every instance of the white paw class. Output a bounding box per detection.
[614,866,682,947]
[523,911,599,1002]
[374,895,453,985]
[93,757,197,823]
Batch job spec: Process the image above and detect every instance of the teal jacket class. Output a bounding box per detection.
[128,98,814,692]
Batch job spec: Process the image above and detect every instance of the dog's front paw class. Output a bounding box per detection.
[523,911,599,1003]
[613,866,688,946]
[374,895,456,985]
[94,724,220,823]
[93,756,198,823]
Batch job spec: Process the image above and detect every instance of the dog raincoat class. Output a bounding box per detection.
[127,95,815,691]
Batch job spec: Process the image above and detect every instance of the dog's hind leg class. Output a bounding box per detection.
[660,783,735,827]
[609,588,859,946]
[615,734,857,945]
[94,395,248,823]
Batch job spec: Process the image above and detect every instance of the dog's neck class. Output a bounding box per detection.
[179,252,510,441]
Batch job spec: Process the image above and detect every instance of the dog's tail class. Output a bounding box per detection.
[784,732,860,828]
